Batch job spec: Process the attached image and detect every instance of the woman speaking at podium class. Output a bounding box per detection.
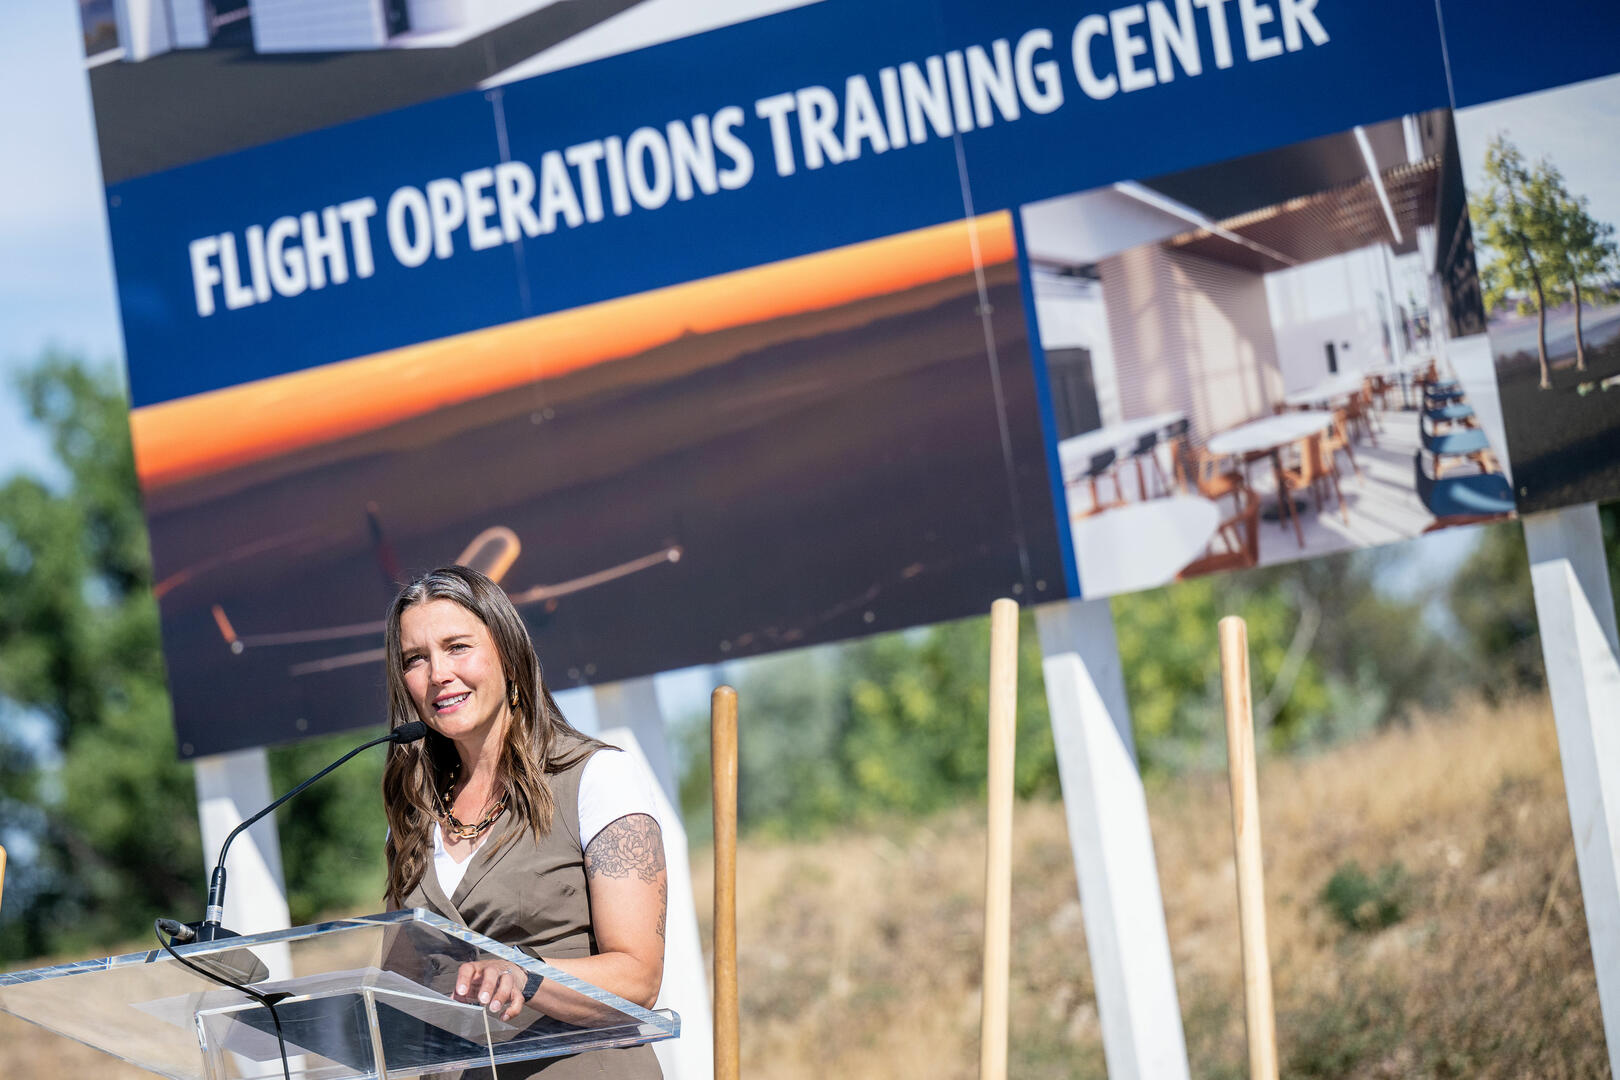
[380,565,666,1079]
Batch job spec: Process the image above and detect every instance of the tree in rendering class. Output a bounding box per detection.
[1543,170,1619,371]
[1469,135,1562,388]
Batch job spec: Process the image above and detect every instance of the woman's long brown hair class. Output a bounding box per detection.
[381,565,603,908]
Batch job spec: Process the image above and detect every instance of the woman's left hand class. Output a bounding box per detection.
[454,958,530,1021]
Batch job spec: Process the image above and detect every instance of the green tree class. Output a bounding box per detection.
[0,353,200,960]
[0,353,392,960]
[1448,521,1542,702]
[721,645,851,836]
[1111,575,1301,772]
[838,611,1058,818]
[1449,507,1620,701]
[1113,544,1455,771]
[1544,176,1619,371]
[679,538,1464,836]
[1470,135,1563,388]
[677,613,1058,837]
[267,729,390,922]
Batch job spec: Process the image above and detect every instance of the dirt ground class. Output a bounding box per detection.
[1495,336,1620,514]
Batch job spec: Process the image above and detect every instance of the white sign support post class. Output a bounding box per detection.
[596,677,715,1080]
[193,747,293,937]
[1522,503,1620,1074]
[1035,599,1191,1080]
[595,678,681,810]
[194,746,298,1038]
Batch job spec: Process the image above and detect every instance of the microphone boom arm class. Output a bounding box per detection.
[199,722,426,940]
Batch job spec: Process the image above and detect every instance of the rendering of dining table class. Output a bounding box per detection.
[1056,409,1185,469]
[1058,412,1186,485]
[1206,410,1335,460]
[1282,372,1368,408]
[1207,410,1336,542]
[1070,495,1221,597]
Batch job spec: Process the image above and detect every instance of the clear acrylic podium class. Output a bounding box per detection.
[0,909,679,1080]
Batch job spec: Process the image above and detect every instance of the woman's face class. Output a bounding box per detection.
[399,598,511,749]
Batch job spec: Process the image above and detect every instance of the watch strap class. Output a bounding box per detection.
[521,968,544,1001]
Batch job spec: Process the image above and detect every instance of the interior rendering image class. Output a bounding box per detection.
[1022,109,1513,598]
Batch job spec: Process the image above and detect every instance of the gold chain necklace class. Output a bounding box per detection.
[434,766,508,842]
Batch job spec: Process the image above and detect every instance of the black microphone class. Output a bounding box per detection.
[193,721,430,942]
[391,720,430,743]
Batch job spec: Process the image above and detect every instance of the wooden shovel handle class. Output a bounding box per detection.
[711,686,740,1080]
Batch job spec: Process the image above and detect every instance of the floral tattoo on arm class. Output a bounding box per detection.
[585,814,666,883]
[586,814,668,940]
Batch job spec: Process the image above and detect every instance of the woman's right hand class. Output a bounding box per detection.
[454,958,530,1022]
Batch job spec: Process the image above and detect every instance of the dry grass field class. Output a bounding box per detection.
[2,697,1607,1078]
[694,697,1608,1079]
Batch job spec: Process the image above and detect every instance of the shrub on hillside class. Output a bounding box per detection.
[1321,860,1410,932]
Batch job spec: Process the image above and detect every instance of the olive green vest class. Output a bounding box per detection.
[398,740,661,1080]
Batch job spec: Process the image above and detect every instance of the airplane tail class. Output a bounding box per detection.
[365,501,403,586]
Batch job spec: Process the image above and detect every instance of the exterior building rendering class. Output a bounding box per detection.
[109,0,557,60]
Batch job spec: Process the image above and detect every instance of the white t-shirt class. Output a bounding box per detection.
[432,748,660,898]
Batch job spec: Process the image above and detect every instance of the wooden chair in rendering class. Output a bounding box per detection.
[1177,442,1247,514]
[1072,448,1126,519]
[1129,431,1173,501]
[1279,432,1348,535]
[1178,488,1262,578]
[1325,407,1362,482]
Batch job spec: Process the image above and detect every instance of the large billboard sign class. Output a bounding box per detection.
[83,0,1620,756]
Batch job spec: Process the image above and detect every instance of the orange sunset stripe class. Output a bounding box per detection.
[130,214,1017,490]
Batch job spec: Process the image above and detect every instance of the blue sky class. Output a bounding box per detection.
[0,2,124,483]
[1455,71,1620,234]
